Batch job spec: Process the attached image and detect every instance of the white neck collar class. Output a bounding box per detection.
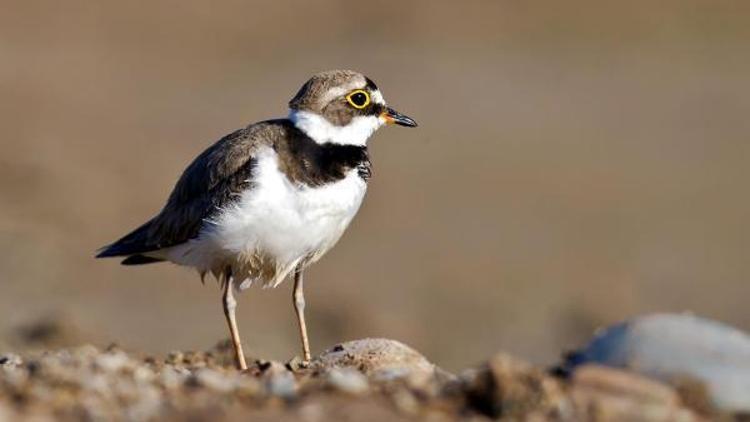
[289,109,383,147]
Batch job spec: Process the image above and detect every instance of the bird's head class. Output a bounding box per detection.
[288,70,417,146]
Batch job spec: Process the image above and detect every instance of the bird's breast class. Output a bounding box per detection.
[212,147,367,260]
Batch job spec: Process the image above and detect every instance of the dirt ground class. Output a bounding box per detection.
[0,337,730,421]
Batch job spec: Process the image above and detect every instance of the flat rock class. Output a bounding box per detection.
[563,313,750,413]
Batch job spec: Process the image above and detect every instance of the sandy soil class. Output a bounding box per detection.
[1,333,733,422]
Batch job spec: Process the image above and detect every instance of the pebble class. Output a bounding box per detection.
[191,368,235,393]
[564,313,750,413]
[0,353,22,368]
[462,353,565,419]
[94,351,132,373]
[159,366,188,390]
[259,360,296,399]
[326,368,369,395]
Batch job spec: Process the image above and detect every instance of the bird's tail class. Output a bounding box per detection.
[96,219,165,266]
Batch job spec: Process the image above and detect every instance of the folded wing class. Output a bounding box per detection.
[96,122,283,265]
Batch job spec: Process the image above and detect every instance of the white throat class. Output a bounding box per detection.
[289,110,384,146]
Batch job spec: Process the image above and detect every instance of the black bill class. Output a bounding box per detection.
[382,107,418,127]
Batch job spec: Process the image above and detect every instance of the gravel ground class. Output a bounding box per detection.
[0,338,736,421]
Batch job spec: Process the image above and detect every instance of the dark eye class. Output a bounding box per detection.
[350,92,367,106]
[346,90,371,109]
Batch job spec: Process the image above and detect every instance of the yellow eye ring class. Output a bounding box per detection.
[346,89,371,109]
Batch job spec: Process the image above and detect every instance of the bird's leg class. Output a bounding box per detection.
[222,270,247,370]
[293,266,312,364]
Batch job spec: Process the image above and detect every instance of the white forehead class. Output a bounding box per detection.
[370,89,385,105]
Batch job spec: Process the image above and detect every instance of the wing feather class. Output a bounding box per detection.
[97,120,287,260]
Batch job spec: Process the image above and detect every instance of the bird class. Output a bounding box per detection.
[96,70,417,370]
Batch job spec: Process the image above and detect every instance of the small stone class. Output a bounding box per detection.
[235,376,264,398]
[191,368,235,393]
[390,388,420,415]
[286,355,310,372]
[0,353,22,368]
[133,366,155,384]
[165,351,183,365]
[76,344,100,357]
[124,384,162,421]
[81,373,109,393]
[94,351,131,373]
[326,368,369,395]
[462,353,565,419]
[159,366,188,390]
[260,361,296,399]
[182,351,205,367]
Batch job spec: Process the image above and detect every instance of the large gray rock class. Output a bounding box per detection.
[564,313,750,413]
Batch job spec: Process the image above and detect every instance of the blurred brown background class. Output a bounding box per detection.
[1,1,749,371]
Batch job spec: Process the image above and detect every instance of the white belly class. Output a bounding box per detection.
[165,147,367,288]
